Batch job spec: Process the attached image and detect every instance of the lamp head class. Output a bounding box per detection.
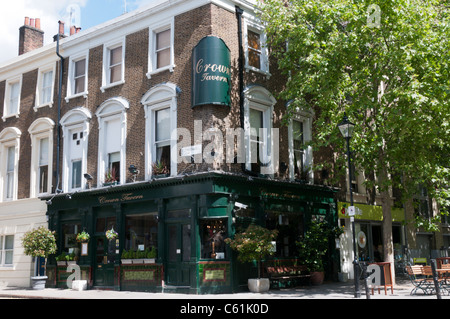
[338,113,355,139]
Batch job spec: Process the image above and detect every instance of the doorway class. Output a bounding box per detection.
[165,218,192,287]
[93,216,116,288]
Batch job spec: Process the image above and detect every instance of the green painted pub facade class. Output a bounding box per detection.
[45,172,337,294]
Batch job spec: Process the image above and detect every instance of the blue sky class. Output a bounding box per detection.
[0,0,153,63]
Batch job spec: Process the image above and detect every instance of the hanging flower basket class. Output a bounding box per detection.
[76,231,90,243]
[106,227,118,241]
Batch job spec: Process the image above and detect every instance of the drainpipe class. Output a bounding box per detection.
[55,34,64,194]
[236,6,258,177]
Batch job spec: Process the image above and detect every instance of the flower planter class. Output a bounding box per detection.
[31,276,48,290]
[57,261,67,266]
[143,258,156,264]
[132,259,144,264]
[310,271,325,285]
[121,259,133,264]
[248,278,270,293]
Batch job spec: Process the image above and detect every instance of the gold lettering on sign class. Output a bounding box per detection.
[196,59,230,83]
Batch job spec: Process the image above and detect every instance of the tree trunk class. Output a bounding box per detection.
[379,166,396,285]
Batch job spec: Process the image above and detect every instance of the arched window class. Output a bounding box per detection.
[0,128,21,201]
[243,85,276,175]
[61,108,92,192]
[28,118,55,197]
[141,83,178,179]
[96,97,129,186]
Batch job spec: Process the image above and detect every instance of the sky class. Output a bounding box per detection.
[0,0,155,64]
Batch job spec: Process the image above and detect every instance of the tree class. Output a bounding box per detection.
[259,0,450,281]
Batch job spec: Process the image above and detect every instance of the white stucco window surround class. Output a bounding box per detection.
[243,85,276,175]
[0,127,21,202]
[28,118,55,197]
[61,107,92,192]
[141,82,178,180]
[96,97,129,186]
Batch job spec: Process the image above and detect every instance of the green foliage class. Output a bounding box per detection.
[225,225,278,278]
[259,0,450,229]
[296,220,337,272]
[22,226,57,258]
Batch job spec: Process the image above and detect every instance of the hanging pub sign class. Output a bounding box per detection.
[192,36,231,107]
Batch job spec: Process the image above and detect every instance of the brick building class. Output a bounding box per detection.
[2,0,445,293]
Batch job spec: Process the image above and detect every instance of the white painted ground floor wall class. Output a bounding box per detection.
[0,198,47,288]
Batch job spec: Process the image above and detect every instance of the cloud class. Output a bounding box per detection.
[0,1,87,64]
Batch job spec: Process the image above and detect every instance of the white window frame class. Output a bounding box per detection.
[61,107,92,193]
[96,97,129,186]
[146,19,175,79]
[288,107,314,182]
[28,118,55,197]
[0,127,21,202]
[35,63,56,111]
[101,38,126,92]
[2,75,22,122]
[0,235,14,267]
[243,19,270,78]
[66,52,89,102]
[243,86,276,175]
[141,83,178,179]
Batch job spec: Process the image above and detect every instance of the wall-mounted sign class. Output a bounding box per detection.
[192,36,231,107]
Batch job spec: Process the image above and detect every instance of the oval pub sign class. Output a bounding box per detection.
[192,36,231,107]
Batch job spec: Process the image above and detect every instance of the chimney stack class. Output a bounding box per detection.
[19,17,44,55]
[53,20,67,42]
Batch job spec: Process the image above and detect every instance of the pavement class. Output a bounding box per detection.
[0,278,448,300]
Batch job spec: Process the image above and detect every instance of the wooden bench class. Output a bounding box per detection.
[265,265,311,289]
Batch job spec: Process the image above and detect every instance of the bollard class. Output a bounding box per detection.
[431,259,442,299]
[362,264,371,299]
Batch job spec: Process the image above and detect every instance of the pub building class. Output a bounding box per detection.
[11,0,337,293]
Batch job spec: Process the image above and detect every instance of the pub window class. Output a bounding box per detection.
[124,213,158,252]
[38,138,49,194]
[156,29,171,69]
[147,19,175,78]
[155,107,171,170]
[200,219,227,259]
[3,76,21,121]
[266,211,303,258]
[62,222,81,255]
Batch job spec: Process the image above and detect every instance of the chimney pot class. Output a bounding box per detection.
[58,20,65,35]
[35,18,41,30]
[30,18,35,28]
[24,17,30,26]
[70,26,76,36]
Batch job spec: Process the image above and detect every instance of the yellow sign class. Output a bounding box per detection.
[204,269,225,281]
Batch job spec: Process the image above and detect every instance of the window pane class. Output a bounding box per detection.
[110,47,122,66]
[42,71,53,104]
[39,165,48,193]
[110,64,122,83]
[5,236,13,250]
[248,50,261,69]
[74,77,85,94]
[157,30,170,50]
[248,30,261,51]
[125,213,158,251]
[200,219,227,259]
[157,49,171,69]
[7,147,15,171]
[5,251,13,264]
[155,108,170,142]
[75,59,86,77]
[9,82,20,114]
[72,160,82,189]
[249,108,263,138]
[39,138,49,166]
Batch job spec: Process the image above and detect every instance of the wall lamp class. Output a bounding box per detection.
[84,173,93,189]
[129,165,139,182]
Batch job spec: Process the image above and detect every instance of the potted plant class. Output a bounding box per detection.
[104,167,118,186]
[21,226,57,290]
[55,252,68,266]
[143,246,157,264]
[76,231,90,243]
[106,227,118,241]
[296,219,342,285]
[225,224,278,293]
[121,249,133,264]
[152,161,170,178]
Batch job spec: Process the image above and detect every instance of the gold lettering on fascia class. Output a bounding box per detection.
[98,193,144,204]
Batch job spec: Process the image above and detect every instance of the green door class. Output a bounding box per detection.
[93,216,117,287]
[165,222,192,286]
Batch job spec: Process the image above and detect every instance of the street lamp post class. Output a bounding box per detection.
[338,113,361,298]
